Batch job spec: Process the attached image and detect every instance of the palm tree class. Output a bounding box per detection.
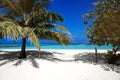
[0,0,71,59]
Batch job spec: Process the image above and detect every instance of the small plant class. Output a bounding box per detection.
[105,50,119,64]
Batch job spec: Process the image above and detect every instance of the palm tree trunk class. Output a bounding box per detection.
[19,37,27,59]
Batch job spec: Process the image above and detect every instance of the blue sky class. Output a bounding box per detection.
[0,0,97,44]
[49,0,97,43]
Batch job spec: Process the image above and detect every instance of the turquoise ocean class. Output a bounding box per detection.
[0,43,112,50]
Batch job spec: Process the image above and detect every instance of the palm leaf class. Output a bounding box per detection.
[3,0,20,15]
[0,21,22,41]
[48,12,64,23]
[33,0,51,10]
[36,22,70,34]
[22,27,40,50]
[0,14,15,22]
[34,28,71,46]
[29,11,64,25]
[0,21,40,51]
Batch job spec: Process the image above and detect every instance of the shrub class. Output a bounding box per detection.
[105,50,119,64]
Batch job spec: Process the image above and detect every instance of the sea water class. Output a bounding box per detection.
[0,43,112,50]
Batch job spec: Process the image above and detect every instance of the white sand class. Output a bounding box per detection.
[0,49,120,80]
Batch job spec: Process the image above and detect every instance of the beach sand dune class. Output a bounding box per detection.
[0,49,120,80]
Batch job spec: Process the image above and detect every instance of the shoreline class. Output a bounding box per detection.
[0,48,109,50]
[0,49,108,53]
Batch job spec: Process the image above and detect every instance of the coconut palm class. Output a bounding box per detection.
[0,0,71,58]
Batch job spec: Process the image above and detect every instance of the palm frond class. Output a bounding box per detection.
[0,20,40,51]
[47,12,64,23]
[3,0,20,15]
[29,11,64,25]
[45,23,70,34]
[33,0,51,10]
[36,22,70,34]
[41,12,64,23]
[0,21,22,41]
[35,28,71,46]
[22,27,40,50]
[0,14,15,22]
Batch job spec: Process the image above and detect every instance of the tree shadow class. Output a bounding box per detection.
[1,50,120,73]
[73,52,120,73]
[0,51,39,68]
[0,50,74,68]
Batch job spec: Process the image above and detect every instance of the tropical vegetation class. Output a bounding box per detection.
[0,0,71,58]
[83,0,120,64]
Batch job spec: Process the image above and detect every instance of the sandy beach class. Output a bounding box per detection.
[0,49,120,80]
[0,0,120,80]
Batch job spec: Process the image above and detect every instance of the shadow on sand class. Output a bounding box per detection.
[0,50,74,68]
[73,52,120,73]
[0,51,120,73]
